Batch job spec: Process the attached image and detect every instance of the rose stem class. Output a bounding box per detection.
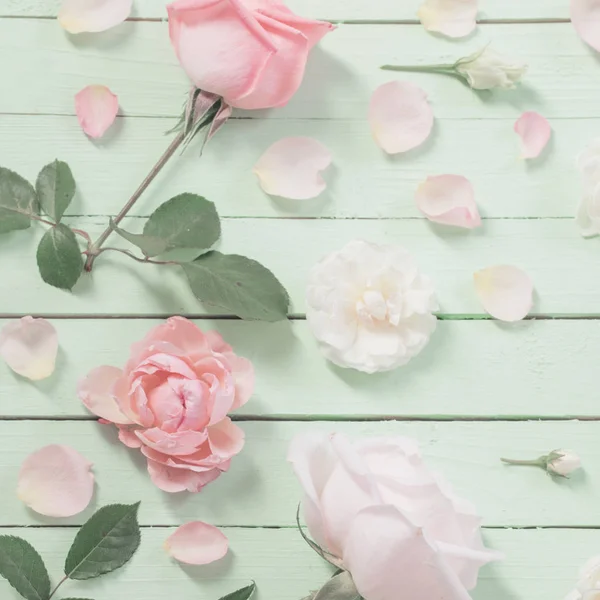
[84,130,186,272]
[500,457,546,467]
[48,575,68,599]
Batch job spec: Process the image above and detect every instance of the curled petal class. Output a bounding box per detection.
[165,521,229,565]
[78,365,132,424]
[208,417,245,459]
[147,459,222,493]
[17,445,94,517]
[514,112,552,159]
[59,0,133,34]
[571,0,600,52]
[415,175,481,229]
[369,82,434,154]
[0,317,58,381]
[253,137,332,200]
[474,265,534,322]
[417,0,478,38]
[75,85,119,139]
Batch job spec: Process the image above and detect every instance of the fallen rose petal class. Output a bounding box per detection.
[474,265,533,321]
[59,0,133,34]
[253,137,332,200]
[17,445,94,517]
[417,0,478,38]
[571,0,600,52]
[0,317,58,380]
[75,85,119,139]
[369,81,434,154]
[514,112,551,159]
[415,174,481,229]
[165,521,228,565]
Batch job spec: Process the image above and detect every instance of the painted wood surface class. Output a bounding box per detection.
[1,0,572,21]
[0,22,596,121]
[0,319,597,419]
[0,527,593,600]
[0,420,596,528]
[0,115,584,220]
[0,218,597,316]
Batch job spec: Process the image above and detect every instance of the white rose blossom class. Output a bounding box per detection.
[305,240,438,373]
[576,139,600,237]
[565,556,600,600]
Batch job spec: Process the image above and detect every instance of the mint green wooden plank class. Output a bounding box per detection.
[0,420,596,527]
[0,22,593,119]
[0,115,585,219]
[0,319,598,419]
[0,218,596,317]
[0,526,593,600]
[1,0,571,21]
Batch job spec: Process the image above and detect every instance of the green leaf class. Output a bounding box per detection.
[143,193,220,257]
[0,167,37,234]
[36,224,83,291]
[313,572,361,600]
[0,536,51,600]
[181,251,289,321]
[60,598,95,599]
[64,503,141,581]
[111,219,168,257]
[35,160,76,223]
[219,582,256,600]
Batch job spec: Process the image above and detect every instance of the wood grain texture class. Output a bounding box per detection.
[0,22,594,120]
[0,114,583,220]
[0,420,597,527]
[0,527,593,600]
[0,0,571,21]
[0,217,596,317]
[0,319,597,419]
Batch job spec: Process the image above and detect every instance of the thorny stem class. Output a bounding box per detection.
[91,247,178,266]
[48,575,68,599]
[84,131,186,272]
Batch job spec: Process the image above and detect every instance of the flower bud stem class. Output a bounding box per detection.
[381,63,456,74]
[500,457,547,468]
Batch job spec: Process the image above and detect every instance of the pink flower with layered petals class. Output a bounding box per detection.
[78,317,254,493]
[167,0,334,110]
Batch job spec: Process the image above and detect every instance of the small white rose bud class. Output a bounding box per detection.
[454,47,528,90]
[501,449,582,478]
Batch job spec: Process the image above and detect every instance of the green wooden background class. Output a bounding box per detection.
[0,1,597,599]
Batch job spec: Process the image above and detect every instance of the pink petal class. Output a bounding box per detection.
[253,137,332,200]
[0,317,58,381]
[59,0,133,34]
[136,428,209,457]
[514,112,552,159]
[474,265,534,322]
[146,459,222,493]
[207,417,245,459]
[75,85,119,139]
[571,0,600,52]
[165,521,228,565]
[369,81,434,154]
[417,0,478,38]
[78,365,132,424]
[223,352,255,410]
[415,175,481,229]
[17,445,94,517]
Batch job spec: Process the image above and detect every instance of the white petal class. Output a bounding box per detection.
[0,317,58,380]
[369,81,434,154]
[417,0,478,38]
[571,0,600,53]
[75,85,119,139]
[59,0,133,34]
[514,112,552,159]
[415,175,481,229]
[253,137,332,200]
[474,265,534,322]
[165,521,228,565]
[18,445,94,517]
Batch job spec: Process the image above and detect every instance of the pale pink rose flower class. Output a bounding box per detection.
[78,317,254,493]
[167,0,335,110]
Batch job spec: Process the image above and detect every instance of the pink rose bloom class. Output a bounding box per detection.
[167,0,335,110]
[78,317,253,493]
[288,432,502,600]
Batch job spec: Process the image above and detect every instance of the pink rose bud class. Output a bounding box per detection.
[78,317,254,493]
[167,0,335,110]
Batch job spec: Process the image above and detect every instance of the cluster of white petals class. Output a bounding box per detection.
[455,47,528,90]
[576,139,600,237]
[566,556,600,600]
[306,240,438,373]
